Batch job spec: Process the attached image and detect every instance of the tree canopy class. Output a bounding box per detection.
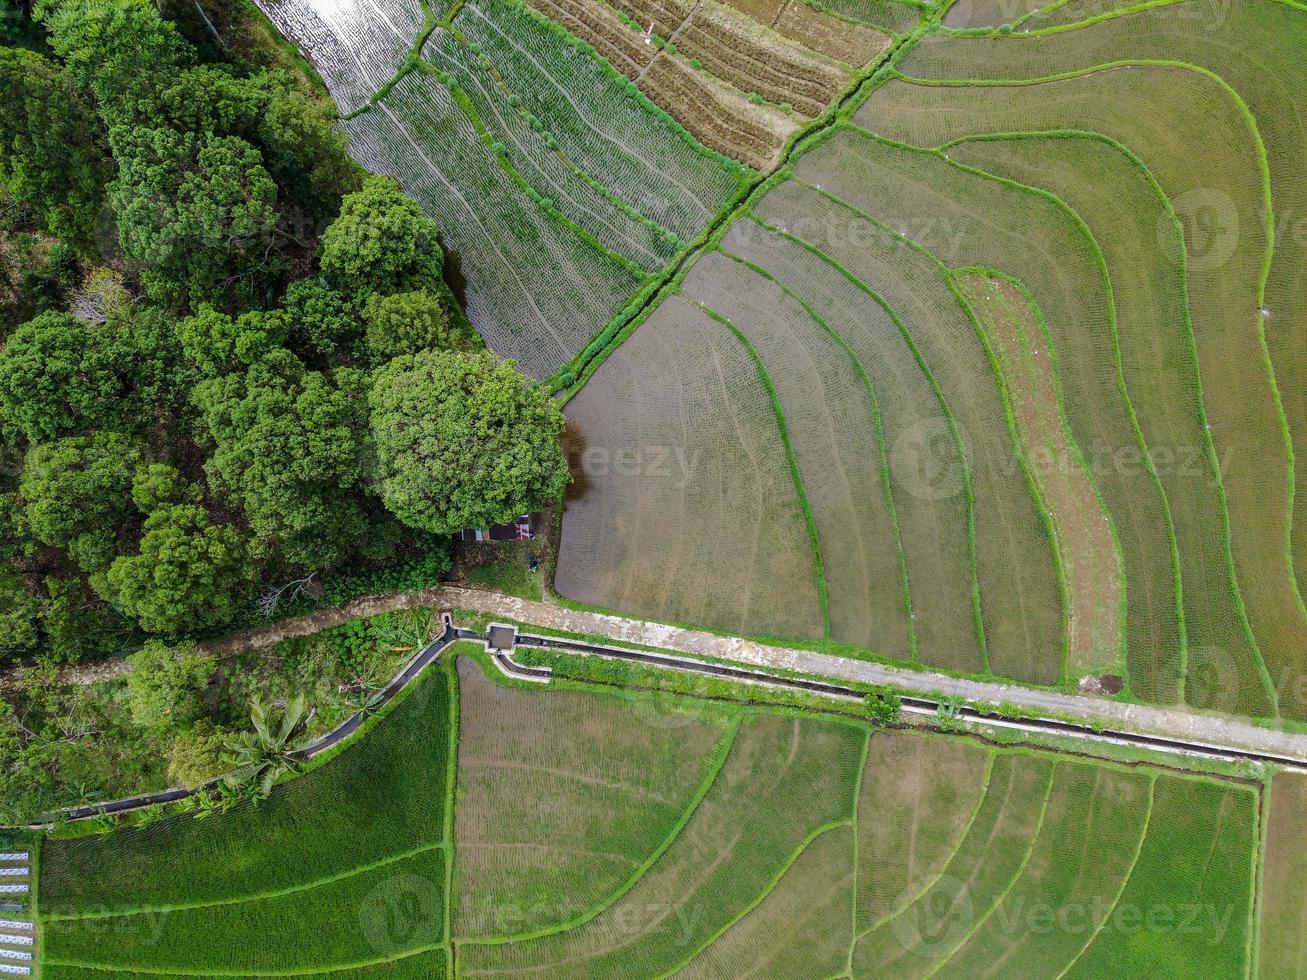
[320,175,443,296]
[369,350,569,534]
[0,0,572,662]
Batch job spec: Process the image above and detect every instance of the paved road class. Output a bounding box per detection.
[441,586,1307,765]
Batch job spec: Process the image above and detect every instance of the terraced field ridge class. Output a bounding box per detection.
[554,0,1307,724]
[254,0,1304,730]
[32,649,1290,976]
[254,0,905,380]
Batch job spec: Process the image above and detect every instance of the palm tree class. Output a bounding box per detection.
[224,695,315,801]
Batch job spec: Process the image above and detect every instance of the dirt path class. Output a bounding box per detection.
[13,582,1307,765]
[439,587,1307,764]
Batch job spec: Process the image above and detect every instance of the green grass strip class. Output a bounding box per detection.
[846,730,872,974]
[43,944,450,977]
[923,761,1058,975]
[456,718,740,944]
[441,657,459,977]
[655,819,854,977]
[956,263,1127,678]
[838,121,1191,698]
[896,59,1307,630]
[978,270,1122,674]
[746,207,987,672]
[715,247,918,660]
[43,842,447,921]
[1052,773,1157,979]
[693,299,834,641]
[1250,773,1273,980]
[446,23,686,261]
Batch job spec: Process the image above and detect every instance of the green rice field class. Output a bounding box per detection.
[31,645,1288,976]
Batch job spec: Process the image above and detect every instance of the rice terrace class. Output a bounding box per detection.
[4,0,1307,972]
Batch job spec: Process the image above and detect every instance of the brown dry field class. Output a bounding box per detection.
[555,294,825,640]
[528,0,862,168]
[956,272,1122,678]
[524,0,796,168]
[772,0,890,66]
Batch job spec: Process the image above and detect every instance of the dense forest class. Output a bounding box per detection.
[0,0,568,656]
[0,0,568,819]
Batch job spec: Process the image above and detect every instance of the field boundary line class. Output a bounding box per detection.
[846,731,872,974]
[879,69,1296,708]
[337,0,441,121]
[429,63,651,282]
[937,127,1252,706]
[946,269,1072,684]
[837,122,1189,698]
[860,755,1052,952]
[42,842,446,922]
[443,658,460,978]
[692,299,833,640]
[42,943,451,977]
[716,247,918,659]
[747,209,988,672]
[456,718,740,945]
[951,0,1307,37]
[1052,772,1156,978]
[548,1,947,395]
[891,58,1307,635]
[1249,775,1271,980]
[923,760,1058,975]
[773,178,1058,674]
[858,748,997,940]
[654,818,853,977]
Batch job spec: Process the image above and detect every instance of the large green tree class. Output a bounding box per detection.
[105,503,249,634]
[177,305,288,378]
[0,312,122,442]
[369,350,569,534]
[320,176,442,296]
[124,639,214,730]
[364,289,467,359]
[0,48,111,254]
[42,0,189,110]
[194,353,370,568]
[20,432,139,573]
[108,127,281,306]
